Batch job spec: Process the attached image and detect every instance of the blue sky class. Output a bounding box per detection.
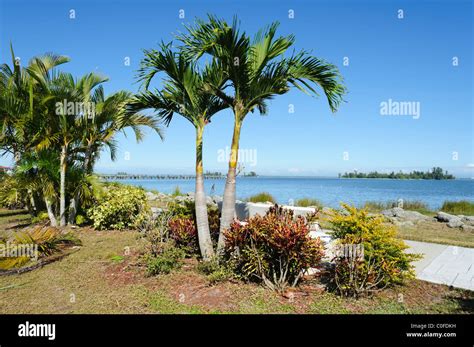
[1,0,472,177]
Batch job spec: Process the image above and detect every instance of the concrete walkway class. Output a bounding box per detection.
[405,240,474,291]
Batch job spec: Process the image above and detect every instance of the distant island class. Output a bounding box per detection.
[339,167,455,180]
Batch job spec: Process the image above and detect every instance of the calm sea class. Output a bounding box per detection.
[112,177,474,210]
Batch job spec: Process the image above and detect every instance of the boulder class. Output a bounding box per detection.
[447,219,464,228]
[436,211,458,223]
[151,207,163,217]
[436,211,464,228]
[460,215,474,226]
[461,224,474,232]
[145,192,158,201]
[381,207,429,223]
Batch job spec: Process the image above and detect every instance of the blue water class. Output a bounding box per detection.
[111,177,474,210]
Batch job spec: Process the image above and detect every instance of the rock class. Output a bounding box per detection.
[436,211,464,228]
[447,219,464,228]
[381,207,429,223]
[461,224,474,232]
[151,207,163,217]
[321,207,333,215]
[145,192,158,201]
[436,211,457,223]
[461,215,474,226]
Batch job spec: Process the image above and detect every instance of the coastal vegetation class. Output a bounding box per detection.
[246,192,276,203]
[340,167,455,180]
[363,200,432,215]
[295,198,323,208]
[441,200,474,216]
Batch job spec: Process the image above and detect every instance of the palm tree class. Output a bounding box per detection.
[180,16,347,252]
[16,150,60,226]
[40,72,109,226]
[1,45,70,216]
[129,42,227,260]
[67,88,163,224]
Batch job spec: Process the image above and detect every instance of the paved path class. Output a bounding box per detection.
[405,240,474,291]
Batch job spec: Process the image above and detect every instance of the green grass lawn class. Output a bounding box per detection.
[0,229,471,314]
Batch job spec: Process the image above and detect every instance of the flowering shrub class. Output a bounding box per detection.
[87,184,149,230]
[328,204,422,297]
[224,204,324,292]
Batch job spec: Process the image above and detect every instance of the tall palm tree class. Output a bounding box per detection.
[129,42,227,260]
[180,16,347,252]
[67,88,163,224]
[1,45,70,216]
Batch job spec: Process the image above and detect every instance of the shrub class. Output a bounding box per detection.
[31,211,50,224]
[327,204,421,297]
[0,173,27,209]
[168,216,198,255]
[87,185,149,230]
[296,198,322,208]
[224,204,324,292]
[0,226,81,270]
[75,214,87,226]
[246,192,276,204]
[137,210,174,256]
[197,257,236,284]
[167,201,220,248]
[441,200,474,216]
[145,242,186,276]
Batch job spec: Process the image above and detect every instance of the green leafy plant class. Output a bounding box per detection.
[327,203,422,297]
[197,257,236,284]
[31,211,50,224]
[224,204,324,292]
[75,214,87,226]
[145,242,186,276]
[87,184,149,230]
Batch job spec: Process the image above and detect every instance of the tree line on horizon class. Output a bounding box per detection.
[1,15,346,260]
[339,167,455,180]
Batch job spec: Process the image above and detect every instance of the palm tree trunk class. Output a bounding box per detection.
[45,198,57,227]
[217,119,242,253]
[68,146,92,224]
[59,144,67,227]
[195,125,215,260]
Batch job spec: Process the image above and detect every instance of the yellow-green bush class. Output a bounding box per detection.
[327,204,421,297]
[87,185,149,230]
